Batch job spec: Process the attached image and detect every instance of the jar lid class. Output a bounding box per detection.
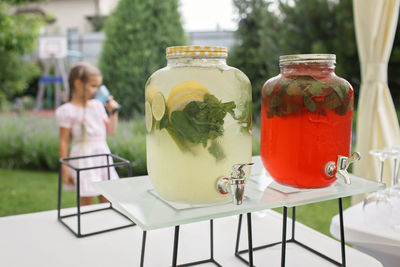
[166,46,228,58]
[279,54,336,65]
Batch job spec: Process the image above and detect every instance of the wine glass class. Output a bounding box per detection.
[383,147,400,198]
[391,146,400,192]
[363,149,391,208]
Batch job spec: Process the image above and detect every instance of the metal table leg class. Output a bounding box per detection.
[338,198,346,267]
[281,207,288,267]
[247,213,254,267]
[141,231,147,267]
[235,199,347,266]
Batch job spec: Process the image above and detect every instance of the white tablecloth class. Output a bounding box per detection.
[330,200,400,267]
[0,205,382,267]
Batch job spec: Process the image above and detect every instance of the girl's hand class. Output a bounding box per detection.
[62,166,74,185]
[105,96,119,114]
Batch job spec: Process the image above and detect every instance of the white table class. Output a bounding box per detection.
[0,206,383,267]
[91,159,384,266]
[330,200,400,267]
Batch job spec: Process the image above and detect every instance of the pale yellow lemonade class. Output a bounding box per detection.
[145,60,252,205]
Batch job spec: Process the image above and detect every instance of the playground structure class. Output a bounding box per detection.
[34,36,70,110]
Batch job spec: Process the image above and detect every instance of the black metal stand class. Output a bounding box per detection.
[57,153,136,238]
[235,213,255,267]
[235,198,346,266]
[140,220,222,267]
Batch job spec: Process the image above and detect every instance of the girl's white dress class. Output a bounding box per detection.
[55,99,119,196]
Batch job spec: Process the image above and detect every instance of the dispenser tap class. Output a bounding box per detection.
[325,152,361,184]
[217,163,254,205]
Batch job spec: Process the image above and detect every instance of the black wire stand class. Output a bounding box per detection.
[57,153,136,238]
[235,198,347,267]
[140,220,222,267]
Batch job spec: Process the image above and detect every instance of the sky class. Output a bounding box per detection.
[179,0,238,31]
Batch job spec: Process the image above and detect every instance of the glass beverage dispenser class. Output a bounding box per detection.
[260,54,357,188]
[145,46,252,204]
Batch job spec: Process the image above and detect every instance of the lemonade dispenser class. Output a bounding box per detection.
[145,46,252,204]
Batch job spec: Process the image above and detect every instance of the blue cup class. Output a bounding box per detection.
[94,85,121,113]
[94,85,110,103]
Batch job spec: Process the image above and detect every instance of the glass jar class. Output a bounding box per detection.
[145,46,252,204]
[260,54,354,188]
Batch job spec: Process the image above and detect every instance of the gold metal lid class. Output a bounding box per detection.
[166,46,228,58]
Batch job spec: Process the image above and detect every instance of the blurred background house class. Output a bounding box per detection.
[13,0,235,65]
[14,0,119,34]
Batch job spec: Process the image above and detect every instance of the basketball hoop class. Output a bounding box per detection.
[38,36,67,59]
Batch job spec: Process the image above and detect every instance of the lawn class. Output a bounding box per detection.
[0,168,76,216]
[0,168,350,237]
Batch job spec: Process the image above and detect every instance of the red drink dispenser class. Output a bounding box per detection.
[260,54,355,188]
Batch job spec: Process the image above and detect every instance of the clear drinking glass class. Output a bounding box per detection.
[383,147,400,198]
[363,149,391,208]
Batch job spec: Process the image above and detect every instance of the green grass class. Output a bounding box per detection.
[0,168,349,237]
[0,168,77,217]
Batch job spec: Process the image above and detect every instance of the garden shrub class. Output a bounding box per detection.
[0,2,43,109]
[0,114,148,176]
[99,0,186,119]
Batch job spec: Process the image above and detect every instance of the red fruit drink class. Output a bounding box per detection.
[260,54,354,188]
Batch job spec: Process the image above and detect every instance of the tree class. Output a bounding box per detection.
[229,0,363,119]
[228,0,281,122]
[0,1,43,109]
[277,0,360,99]
[99,0,186,118]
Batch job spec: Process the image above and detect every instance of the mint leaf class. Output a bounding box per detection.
[298,76,325,96]
[270,95,281,108]
[323,92,341,110]
[306,84,324,96]
[223,101,236,117]
[264,79,278,96]
[304,94,316,112]
[264,75,352,117]
[158,106,169,130]
[235,100,252,134]
[166,93,237,160]
[170,111,205,144]
[331,83,348,101]
[166,127,187,152]
[286,80,303,96]
[208,140,225,161]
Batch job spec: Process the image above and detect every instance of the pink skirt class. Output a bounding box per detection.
[66,140,119,197]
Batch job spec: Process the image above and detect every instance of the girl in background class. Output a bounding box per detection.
[56,62,120,205]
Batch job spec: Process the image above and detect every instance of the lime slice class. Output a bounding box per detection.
[145,101,153,132]
[145,85,158,102]
[151,92,166,121]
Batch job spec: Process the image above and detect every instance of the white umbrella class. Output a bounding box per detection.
[353,0,400,203]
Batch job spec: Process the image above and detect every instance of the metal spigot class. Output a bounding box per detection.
[217,163,254,205]
[325,152,361,184]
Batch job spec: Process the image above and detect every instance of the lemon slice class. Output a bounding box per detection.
[167,80,210,115]
[145,101,153,132]
[151,92,166,121]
